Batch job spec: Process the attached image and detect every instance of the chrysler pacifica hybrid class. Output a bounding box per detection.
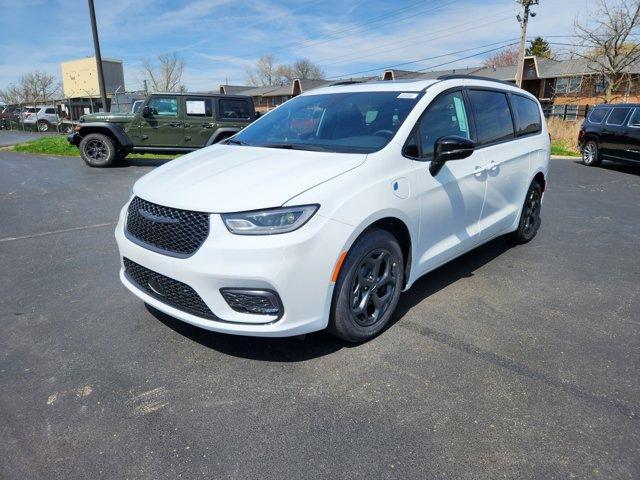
[115,76,550,342]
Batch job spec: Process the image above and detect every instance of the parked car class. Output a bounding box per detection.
[115,75,550,342]
[579,103,640,166]
[68,92,256,167]
[22,105,60,132]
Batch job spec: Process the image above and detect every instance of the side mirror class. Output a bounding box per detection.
[434,135,476,163]
[403,143,420,158]
[141,106,150,118]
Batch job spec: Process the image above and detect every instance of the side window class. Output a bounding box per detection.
[147,96,178,117]
[511,94,541,137]
[606,107,631,126]
[45,108,56,114]
[219,99,251,119]
[185,98,212,117]
[588,108,608,124]
[629,108,640,127]
[467,90,514,145]
[416,91,471,159]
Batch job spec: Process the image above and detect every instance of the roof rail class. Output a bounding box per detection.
[328,80,368,86]
[436,74,516,87]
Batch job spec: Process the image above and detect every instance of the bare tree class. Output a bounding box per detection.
[574,0,640,103]
[0,71,59,105]
[246,54,283,86]
[482,46,519,68]
[246,56,325,86]
[142,52,186,92]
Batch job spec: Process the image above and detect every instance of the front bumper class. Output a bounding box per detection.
[68,132,81,146]
[115,200,354,337]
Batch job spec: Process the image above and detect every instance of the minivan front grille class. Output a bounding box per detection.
[125,196,210,257]
[123,258,216,319]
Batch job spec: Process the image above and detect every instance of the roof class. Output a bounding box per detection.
[219,84,252,95]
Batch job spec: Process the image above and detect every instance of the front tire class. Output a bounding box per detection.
[582,140,602,166]
[79,133,117,167]
[511,180,543,244]
[329,229,404,343]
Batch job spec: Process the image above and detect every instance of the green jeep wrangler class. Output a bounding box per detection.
[68,93,256,167]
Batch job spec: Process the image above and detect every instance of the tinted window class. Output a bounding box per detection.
[511,94,541,136]
[147,96,178,116]
[468,90,514,145]
[233,91,421,153]
[185,98,212,117]
[417,91,471,159]
[588,108,608,124]
[629,108,640,126]
[45,108,56,114]
[219,99,251,119]
[606,107,631,126]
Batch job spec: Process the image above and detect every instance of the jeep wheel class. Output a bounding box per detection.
[79,133,117,167]
[37,120,50,132]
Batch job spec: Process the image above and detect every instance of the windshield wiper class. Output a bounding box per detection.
[226,138,249,146]
[263,143,331,152]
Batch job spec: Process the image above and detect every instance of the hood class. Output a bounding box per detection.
[133,144,367,213]
[81,112,134,123]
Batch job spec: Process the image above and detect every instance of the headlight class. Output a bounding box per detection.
[222,205,319,235]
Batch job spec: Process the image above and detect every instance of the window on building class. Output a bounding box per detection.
[467,89,514,145]
[555,76,582,94]
[219,99,252,119]
[185,98,213,117]
[595,76,607,94]
[510,94,542,136]
[606,107,631,126]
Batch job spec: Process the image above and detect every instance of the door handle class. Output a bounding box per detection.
[202,123,215,129]
[487,161,498,171]
[473,166,485,176]
[169,122,182,127]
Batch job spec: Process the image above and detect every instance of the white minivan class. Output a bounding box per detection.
[115,76,549,342]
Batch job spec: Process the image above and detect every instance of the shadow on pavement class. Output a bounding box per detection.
[573,159,640,176]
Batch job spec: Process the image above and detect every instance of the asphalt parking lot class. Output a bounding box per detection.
[0,130,53,147]
[1,150,638,479]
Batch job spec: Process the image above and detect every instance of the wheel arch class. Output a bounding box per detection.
[77,122,132,149]
[206,128,241,146]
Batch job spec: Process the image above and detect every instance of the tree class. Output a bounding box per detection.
[482,45,519,67]
[142,52,186,92]
[0,71,59,105]
[246,56,325,86]
[574,0,640,103]
[526,36,553,58]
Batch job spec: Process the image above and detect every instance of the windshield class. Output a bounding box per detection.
[232,91,421,153]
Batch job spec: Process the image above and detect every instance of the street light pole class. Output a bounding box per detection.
[514,0,539,88]
[87,0,108,112]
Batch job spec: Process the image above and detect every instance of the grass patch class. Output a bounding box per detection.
[11,135,175,159]
[551,140,580,157]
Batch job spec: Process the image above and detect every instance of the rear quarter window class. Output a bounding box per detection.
[467,89,514,145]
[219,99,251,119]
[588,108,608,124]
[511,94,541,136]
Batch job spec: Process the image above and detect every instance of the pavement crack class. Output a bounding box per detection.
[0,222,114,243]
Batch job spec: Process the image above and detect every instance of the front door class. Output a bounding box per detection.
[140,95,183,147]
[412,89,486,276]
[183,97,216,148]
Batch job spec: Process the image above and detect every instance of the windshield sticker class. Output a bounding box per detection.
[397,93,419,99]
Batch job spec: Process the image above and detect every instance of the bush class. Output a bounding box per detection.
[547,117,581,156]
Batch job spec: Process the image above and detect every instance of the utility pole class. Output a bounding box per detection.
[514,0,539,88]
[87,0,108,112]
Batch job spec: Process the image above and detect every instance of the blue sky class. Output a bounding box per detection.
[0,0,597,92]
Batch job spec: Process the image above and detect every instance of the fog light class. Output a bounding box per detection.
[220,289,282,316]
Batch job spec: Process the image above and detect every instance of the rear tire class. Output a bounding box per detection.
[79,133,117,167]
[510,180,543,244]
[582,140,602,166]
[329,229,404,343]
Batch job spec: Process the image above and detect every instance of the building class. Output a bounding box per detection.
[60,57,125,117]
[384,56,640,120]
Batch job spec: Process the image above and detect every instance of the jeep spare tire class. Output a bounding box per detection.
[79,133,117,167]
